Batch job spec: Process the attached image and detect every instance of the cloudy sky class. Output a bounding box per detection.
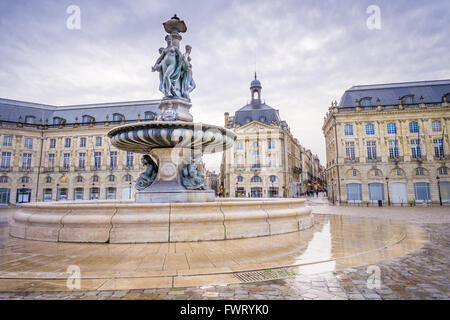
[1,0,449,171]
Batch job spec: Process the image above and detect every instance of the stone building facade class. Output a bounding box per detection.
[221,75,321,198]
[322,79,450,205]
[0,98,160,205]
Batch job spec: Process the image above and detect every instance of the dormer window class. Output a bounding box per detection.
[82,115,95,125]
[360,97,372,107]
[402,95,414,104]
[112,113,124,123]
[25,116,36,124]
[145,111,156,120]
[53,117,66,126]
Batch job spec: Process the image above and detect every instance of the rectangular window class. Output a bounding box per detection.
[411,139,422,159]
[252,151,260,169]
[434,138,445,158]
[110,151,118,168]
[344,125,353,136]
[22,153,32,170]
[409,122,419,133]
[365,124,375,135]
[96,137,102,147]
[345,142,355,160]
[236,141,243,150]
[268,153,276,167]
[3,136,12,147]
[367,141,377,160]
[94,152,102,168]
[79,137,86,148]
[387,123,397,134]
[268,140,275,149]
[78,153,85,169]
[49,139,56,149]
[24,138,33,149]
[74,188,84,200]
[126,152,134,167]
[63,153,70,169]
[1,152,11,169]
[432,121,442,132]
[48,154,55,169]
[253,141,259,149]
[43,189,52,202]
[388,140,399,159]
[64,138,71,148]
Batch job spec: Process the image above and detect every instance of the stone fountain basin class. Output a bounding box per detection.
[107,121,236,154]
[9,199,313,243]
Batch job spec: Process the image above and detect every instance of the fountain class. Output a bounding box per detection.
[9,15,313,243]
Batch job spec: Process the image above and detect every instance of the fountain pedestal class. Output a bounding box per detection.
[135,148,215,203]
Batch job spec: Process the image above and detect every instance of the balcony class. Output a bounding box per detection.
[435,155,449,161]
[0,166,11,172]
[344,157,359,163]
[20,167,32,172]
[43,167,55,173]
[90,165,102,171]
[75,166,86,171]
[366,157,381,163]
[60,165,70,172]
[388,156,404,163]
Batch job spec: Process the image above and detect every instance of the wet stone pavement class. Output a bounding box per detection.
[0,207,449,300]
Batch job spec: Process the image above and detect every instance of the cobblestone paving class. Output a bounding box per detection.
[0,204,449,300]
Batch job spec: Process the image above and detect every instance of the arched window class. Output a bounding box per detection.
[251,176,262,183]
[60,175,68,183]
[245,117,251,124]
[21,176,30,183]
[368,168,382,177]
[45,176,52,183]
[391,168,403,177]
[108,175,115,182]
[92,175,99,182]
[259,116,266,123]
[0,176,8,183]
[439,167,448,175]
[416,167,425,176]
[360,97,372,107]
[124,174,132,182]
[348,169,359,177]
[76,176,83,183]
[237,176,243,182]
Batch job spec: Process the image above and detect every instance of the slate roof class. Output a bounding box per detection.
[339,79,450,108]
[232,102,281,126]
[0,98,160,124]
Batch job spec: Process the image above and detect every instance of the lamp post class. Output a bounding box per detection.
[437,176,442,206]
[235,181,238,198]
[331,178,335,205]
[385,177,391,206]
[129,181,132,200]
[56,183,59,202]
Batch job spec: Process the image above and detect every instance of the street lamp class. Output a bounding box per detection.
[330,178,335,205]
[385,177,391,206]
[235,181,238,198]
[437,176,442,206]
[129,181,132,200]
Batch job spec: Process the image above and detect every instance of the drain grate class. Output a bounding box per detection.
[234,269,296,283]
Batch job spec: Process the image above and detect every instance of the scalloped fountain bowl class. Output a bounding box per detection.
[107,121,235,154]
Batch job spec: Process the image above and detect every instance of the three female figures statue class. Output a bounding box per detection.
[152,35,196,101]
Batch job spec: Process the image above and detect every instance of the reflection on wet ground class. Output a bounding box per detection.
[0,214,429,292]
